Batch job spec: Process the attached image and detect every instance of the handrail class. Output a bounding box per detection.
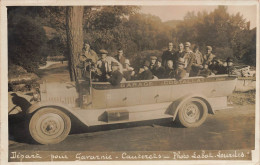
[91,74,236,85]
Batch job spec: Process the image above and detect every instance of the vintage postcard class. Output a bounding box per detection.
[1,0,259,164]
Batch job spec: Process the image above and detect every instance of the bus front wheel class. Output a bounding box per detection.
[29,107,71,144]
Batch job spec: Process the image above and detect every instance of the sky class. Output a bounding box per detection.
[141,5,257,29]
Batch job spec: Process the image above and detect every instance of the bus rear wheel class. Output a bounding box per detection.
[177,98,208,127]
[29,107,71,144]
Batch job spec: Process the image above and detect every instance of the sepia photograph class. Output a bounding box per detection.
[1,0,259,164]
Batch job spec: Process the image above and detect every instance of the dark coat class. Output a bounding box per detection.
[139,70,153,80]
[108,70,123,86]
[150,64,156,73]
[153,66,165,79]
[174,68,186,80]
[209,64,224,75]
[162,50,176,68]
[123,71,133,81]
[164,68,175,79]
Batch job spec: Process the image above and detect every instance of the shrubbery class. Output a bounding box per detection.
[47,56,67,62]
[8,15,48,72]
[8,64,39,92]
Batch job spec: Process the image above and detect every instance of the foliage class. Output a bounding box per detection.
[8,13,48,72]
[8,64,39,92]
[8,5,256,78]
[232,28,256,65]
[176,6,255,65]
[84,11,173,58]
[83,5,255,66]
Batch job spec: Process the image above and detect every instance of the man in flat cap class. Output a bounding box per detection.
[106,62,123,86]
[180,42,195,77]
[153,57,165,79]
[96,49,122,81]
[162,42,176,68]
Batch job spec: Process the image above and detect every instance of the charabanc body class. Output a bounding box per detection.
[27,74,237,144]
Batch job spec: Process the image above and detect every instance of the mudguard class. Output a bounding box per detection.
[165,94,214,120]
[26,101,90,126]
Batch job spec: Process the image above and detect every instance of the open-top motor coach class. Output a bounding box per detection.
[27,74,237,144]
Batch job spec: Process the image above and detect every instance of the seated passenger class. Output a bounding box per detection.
[96,49,123,81]
[106,62,123,86]
[225,57,235,75]
[149,55,157,73]
[209,58,225,75]
[164,60,175,79]
[123,59,135,81]
[174,58,187,80]
[137,61,153,80]
[181,42,195,77]
[134,68,144,80]
[203,46,216,67]
[153,57,165,79]
[190,45,204,77]
[84,59,97,79]
[80,42,99,64]
[114,48,126,66]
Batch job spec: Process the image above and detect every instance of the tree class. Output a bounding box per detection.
[66,6,84,81]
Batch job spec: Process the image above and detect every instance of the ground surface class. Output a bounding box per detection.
[8,62,256,151]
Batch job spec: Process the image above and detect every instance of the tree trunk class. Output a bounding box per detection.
[66,6,84,81]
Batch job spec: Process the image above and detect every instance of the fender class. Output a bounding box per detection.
[26,101,90,126]
[166,94,214,121]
